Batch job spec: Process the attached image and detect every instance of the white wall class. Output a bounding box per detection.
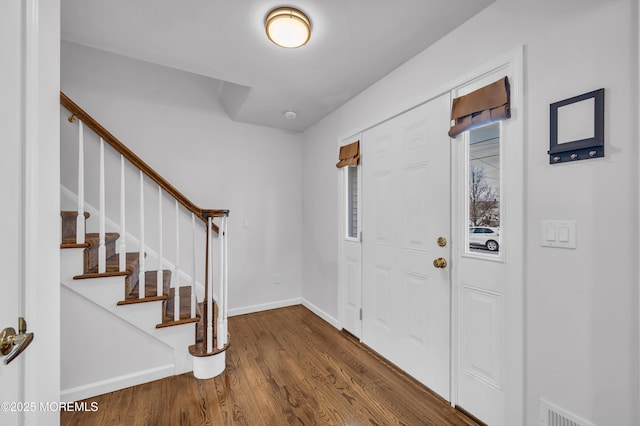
[61,41,303,313]
[60,286,174,399]
[301,1,639,425]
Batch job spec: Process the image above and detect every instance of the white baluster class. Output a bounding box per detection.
[223,216,228,345]
[157,187,163,297]
[98,137,106,273]
[206,217,213,353]
[191,213,196,319]
[119,155,126,272]
[217,216,226,349]
[174,200,180,321]
[138,171,145,299]
[76,121,85,244]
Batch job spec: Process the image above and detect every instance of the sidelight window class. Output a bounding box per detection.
[346,166,359,239]
[467,123,501,255]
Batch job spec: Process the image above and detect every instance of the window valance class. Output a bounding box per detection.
[448,77,511,138]
[336,141,360,168]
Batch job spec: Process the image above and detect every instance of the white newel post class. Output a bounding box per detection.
[119,155,126,272]
[157,187,163,296]
[98,137,106,273]
[138,171,145,298]
[174,200,180,321]
[191,213,197,319]
[76,120,85,244]
[206,217,214,353]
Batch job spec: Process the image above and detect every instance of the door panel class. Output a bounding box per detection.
[340,148,362,338]
[0,1,24,422]
[362,93,451,399]
[342,241,362,336]
[460,285,504,387]
[452,61,523,425]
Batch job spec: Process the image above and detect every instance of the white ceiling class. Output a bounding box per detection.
[61,0,495,132]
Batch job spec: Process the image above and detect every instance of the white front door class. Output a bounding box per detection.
[361,93,451,399]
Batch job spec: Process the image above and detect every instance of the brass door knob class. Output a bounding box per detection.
[433,258,447,268]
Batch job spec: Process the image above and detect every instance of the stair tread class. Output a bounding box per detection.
[75,252,139,279]
[84,232,120,244]
[158,286,197,326]
[118,270,171,303]
[61,242,89,249]
[188,340,229,357]
[61,211,91,218]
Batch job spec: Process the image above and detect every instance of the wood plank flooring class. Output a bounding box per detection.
[61,305,479,425]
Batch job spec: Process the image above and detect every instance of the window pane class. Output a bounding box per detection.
[347,166,358,239]
[468,123,500,254]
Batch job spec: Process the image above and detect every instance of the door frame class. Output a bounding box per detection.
[19,0,61,423]
[337,46,524,423]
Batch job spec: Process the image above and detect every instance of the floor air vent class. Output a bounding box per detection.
[539,399,596,426]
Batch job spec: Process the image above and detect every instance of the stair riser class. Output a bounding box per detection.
[61,248,86,283]
[125,262,140,295]
[61,211,89,244]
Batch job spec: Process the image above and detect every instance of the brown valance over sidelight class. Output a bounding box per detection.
[448,77,511,138]
[336,140,360,168]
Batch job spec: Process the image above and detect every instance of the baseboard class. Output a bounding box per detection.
[228,298,302,317]
[302,298,339,329]
[61,364,175,402]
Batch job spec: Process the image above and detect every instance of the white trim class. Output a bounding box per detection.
[22,0,61,425]
[302,298,340,329]
[60,364,174,402]
[637,0,640,415]
[227,298,302,317]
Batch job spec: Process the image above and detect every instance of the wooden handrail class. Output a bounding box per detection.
[60,92,229,229]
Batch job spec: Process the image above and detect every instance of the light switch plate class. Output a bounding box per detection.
[541,220,576,248]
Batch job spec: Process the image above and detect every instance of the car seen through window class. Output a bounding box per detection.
[469,227,500,251]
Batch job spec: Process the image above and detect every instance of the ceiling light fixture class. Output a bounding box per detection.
[265,7,311,48]
[284,110,297,120]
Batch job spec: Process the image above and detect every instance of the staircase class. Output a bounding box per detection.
[59,92,229,400]
[61,211,197,326]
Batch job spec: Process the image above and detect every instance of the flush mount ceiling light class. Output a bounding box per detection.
[265,7,311,48]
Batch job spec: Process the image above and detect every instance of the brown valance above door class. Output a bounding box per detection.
[336,140,360,168]
[448,76,511,138]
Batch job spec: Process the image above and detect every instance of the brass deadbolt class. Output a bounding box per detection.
[437,237,447,247]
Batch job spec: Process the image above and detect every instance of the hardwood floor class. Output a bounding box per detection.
[61,305,479,425]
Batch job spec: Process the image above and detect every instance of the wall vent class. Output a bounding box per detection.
[539,399,596,426]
